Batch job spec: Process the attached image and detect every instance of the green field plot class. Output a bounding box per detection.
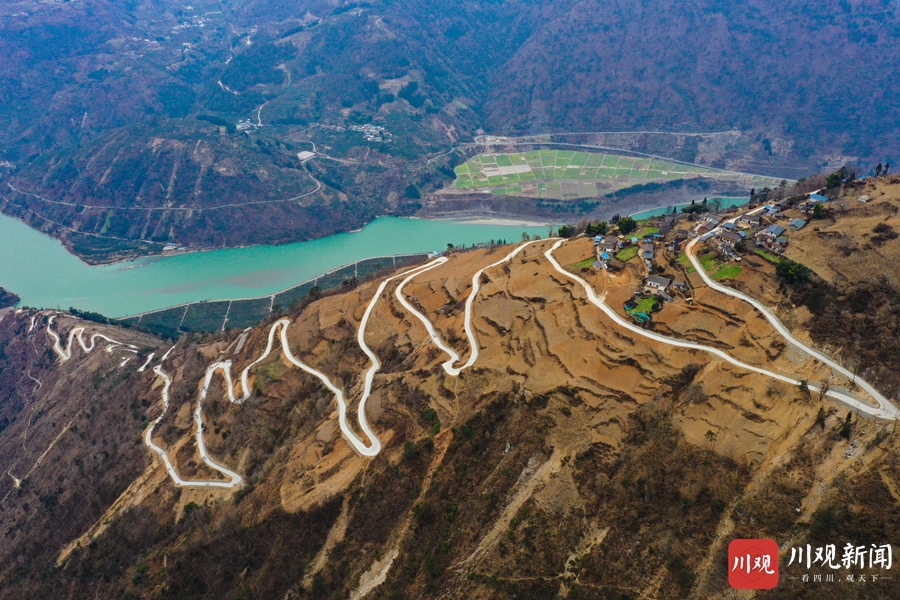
[616,157,637,170]
[632,158,652,171]
[675,252,697,273]
[630,296,660,314]
[755,249,782,264]
[713,264,743,280]
[568,153,588,168]
[633,226,659,238]
[601,154,620,167]
[452,149,785,200]
[570,256,597,270]
[584,153,605,167]
[698,252,720,272]
[616,246,639,261]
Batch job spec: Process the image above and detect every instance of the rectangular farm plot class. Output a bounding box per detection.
[584,153,606,167]
[632,158,652,171]
[616,157,637,170]
[578,182,598,196]
[481,163,534,177]
[567,152,589,168]
[602,154,621,167]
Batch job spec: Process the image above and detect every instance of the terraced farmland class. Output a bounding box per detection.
[453,150,784,199]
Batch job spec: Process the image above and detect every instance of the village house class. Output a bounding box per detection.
[788,217,807,231]
[601,237,618,254]
[646,275,672,292]
[719,230,744,246]
[739,212,761,228]
[697,221,715,235]
[757,224,785,243]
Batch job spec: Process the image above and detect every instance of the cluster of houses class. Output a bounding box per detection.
[584,191,831,320]
[700,195,819,256]
[593,231,688,307]
[349,123,393,143]
[593,232,662,272]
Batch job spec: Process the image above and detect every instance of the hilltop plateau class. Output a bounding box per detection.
[3,184,900,597]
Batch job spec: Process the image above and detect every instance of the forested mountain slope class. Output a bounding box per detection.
[0,0,897,259]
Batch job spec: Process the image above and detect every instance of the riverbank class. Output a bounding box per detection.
[0,215,550,318]
[0,287,20,309]
[415,215,553,227]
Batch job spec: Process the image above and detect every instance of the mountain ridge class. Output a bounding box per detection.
[4,180,900,597]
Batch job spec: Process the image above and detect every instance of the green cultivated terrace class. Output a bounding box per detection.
[453,150,783,200]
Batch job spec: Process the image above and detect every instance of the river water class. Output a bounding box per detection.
[0,214,549,317]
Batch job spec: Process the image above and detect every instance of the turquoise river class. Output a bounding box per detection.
[0,214,550,318]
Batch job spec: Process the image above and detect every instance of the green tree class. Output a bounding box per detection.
[557,224,576,238]
[404,184,421,199]
[775,259,811,284]
[617,216,637,235]
[585,221,609,236]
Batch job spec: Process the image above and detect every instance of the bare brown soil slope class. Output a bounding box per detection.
[0,221,899,598]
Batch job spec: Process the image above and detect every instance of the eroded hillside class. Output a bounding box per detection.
[1,222,900,598]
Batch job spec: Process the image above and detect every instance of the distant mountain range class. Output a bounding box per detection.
[0,0,897,259]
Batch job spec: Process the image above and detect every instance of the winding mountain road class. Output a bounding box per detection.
[545,240,899,420]
[686,227,897,417]
[395,239,547,376]
[34,233,898,492]
[46,315,138,359]
[142,258,448,487]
